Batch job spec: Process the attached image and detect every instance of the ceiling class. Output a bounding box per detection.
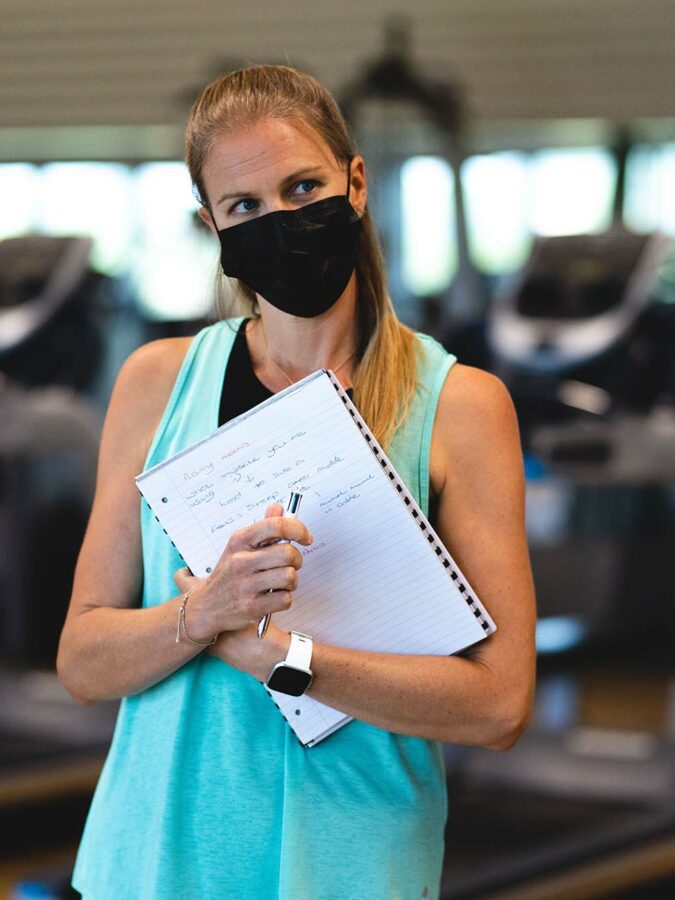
[2,0,675,129]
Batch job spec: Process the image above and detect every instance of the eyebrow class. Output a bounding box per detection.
[215,165,327,208]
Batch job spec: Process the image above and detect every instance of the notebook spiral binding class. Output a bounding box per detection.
[136,491,187,562]
[325,371,495,637]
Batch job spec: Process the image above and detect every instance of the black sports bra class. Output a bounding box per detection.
[218,319,273,427]
[218,318,353,427]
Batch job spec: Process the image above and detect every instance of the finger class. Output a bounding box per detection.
[250,565,298,595]
[249,543,304,572]
[256,503,286,545]
[254,589,293,617]
[264,503,284,519]
[235,515,313,550]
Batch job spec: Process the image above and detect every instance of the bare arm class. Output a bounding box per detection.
[56,339,201,703]
[56,339,312,705]
[205,365,537,750]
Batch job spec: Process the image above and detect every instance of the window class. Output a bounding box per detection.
[462,151,530,275]
[132,163,217,320]
[399,147,617,292]
[0,164,38,240]
[625,143,675,236]
[40,163,132,273]
[0,161,217,320]
[527,148,615,237]
[400,156,456,296]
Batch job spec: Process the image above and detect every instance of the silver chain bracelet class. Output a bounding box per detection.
[176,592,218,646]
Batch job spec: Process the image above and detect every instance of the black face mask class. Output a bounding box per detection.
[215,163,362,318]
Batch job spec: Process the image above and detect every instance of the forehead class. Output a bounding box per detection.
[202,118,339,192]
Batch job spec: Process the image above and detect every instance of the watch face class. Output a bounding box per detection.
[267,664,312,697]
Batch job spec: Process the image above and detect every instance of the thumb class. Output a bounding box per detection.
[173,566,200,593]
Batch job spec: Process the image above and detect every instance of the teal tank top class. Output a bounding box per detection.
[72,318,457,900]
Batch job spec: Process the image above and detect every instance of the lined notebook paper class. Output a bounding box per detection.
[136,370,496,747]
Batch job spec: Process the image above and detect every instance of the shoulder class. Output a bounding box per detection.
[430,363,522,496]
[116,336,193,407]
[107,336,194,459]
[110,319,240,453]
[438,363,516,425]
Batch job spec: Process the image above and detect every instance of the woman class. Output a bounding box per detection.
[58,65,536,900]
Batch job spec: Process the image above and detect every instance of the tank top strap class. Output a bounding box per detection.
[388,333,457,518]
[143,316,245,472]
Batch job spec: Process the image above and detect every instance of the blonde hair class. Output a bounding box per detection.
[185,64,418,449]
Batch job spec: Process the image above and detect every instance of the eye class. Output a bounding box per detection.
[293,179,320,197]
[230,198,258,216]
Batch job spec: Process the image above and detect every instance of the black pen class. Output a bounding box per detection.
[257,491,303,639]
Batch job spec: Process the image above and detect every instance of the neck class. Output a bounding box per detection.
[247,277,361,388]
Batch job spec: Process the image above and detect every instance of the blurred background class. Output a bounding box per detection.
[2,1,675,897]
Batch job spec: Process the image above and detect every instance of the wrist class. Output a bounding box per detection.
[255,628,291,682]
[176,589,218,646]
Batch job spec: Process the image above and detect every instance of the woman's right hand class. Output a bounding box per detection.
[180,502,313,640]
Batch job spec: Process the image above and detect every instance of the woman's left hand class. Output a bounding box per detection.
[205,620,291,683]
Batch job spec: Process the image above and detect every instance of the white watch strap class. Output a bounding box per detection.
[287,631,313,670]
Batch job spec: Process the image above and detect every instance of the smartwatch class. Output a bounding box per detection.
[265,632,313,697]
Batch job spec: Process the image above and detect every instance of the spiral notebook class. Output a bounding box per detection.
[136,369,496,747]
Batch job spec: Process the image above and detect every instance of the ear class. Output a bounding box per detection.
[198,204,219,237]
[348,154,368,216]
